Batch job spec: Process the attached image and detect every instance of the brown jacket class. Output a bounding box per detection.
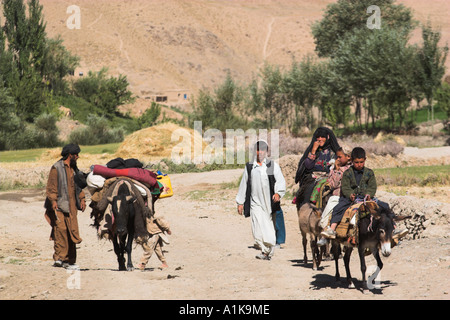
[45,162,85,243]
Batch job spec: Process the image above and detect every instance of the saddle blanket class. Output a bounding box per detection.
[335,201,379,241]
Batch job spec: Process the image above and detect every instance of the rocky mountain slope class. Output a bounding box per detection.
[39,0,450,98]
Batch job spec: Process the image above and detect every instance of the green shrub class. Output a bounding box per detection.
[71,68,133,117]
[54,94,100,123]
[0,112,60,150]
[138,102,161,129]
[68,115,125,145]
[33,113,60,147]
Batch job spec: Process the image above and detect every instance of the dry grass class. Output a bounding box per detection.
[115,122,207,163]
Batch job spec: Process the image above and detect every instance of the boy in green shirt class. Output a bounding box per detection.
[321,147,405,239]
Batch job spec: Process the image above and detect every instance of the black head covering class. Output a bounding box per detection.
[61,144,81,160]
[60,144,87,189]
[294,127,340,184]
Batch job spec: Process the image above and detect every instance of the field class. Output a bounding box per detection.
[375,165,450,186]
[0,143,120,163]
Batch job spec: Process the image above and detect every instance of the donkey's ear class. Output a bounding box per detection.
[107,196,113,203]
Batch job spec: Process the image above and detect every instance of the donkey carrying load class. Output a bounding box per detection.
[89,176,158,271]
[297,182,332,270]
[107,180,139,271]
[329,201,410,293]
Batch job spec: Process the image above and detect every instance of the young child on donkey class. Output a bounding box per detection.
[316,146,352,246]
[321,147,407,240]
[137,213,172,270]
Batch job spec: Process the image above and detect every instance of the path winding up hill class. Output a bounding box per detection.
[39,0,450,98]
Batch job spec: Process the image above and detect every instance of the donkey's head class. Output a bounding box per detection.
[376,213,395,257]
[360,203,395,257]
[373,206,411,257]
[108,183,135,236]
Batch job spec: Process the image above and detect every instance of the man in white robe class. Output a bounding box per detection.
[236,140,286,260]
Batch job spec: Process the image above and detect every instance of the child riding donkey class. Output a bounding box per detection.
[321,147,408,241]
[316,146,352,246]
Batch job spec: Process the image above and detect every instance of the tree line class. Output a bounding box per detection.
[191,0,449,135]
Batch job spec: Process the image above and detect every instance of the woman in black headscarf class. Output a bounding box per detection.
[294,127,340,208]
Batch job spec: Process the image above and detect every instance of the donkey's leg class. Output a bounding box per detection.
[324,240,331,259]
[358,245,368,293]
[119,236,128,271]
[315,236,324,268]
[113,235,126,271]
[344,246,354,288]
[310,235,318,270]
[369,249,384,290]
[125,231,135,271]
[309,235,320,270]
[332,241,340,282]
[125,213,135,271]
[302,232,308,264]
[373,249,384,272]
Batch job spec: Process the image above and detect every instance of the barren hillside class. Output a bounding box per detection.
[36,0,450,100]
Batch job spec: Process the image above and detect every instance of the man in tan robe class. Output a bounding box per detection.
[45,144,86,269]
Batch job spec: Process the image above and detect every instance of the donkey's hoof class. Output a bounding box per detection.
[127,266,134,272]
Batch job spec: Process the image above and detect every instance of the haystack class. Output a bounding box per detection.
[114,122,206,162]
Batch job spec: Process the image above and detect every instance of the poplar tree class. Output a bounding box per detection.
[2,0,47,120]
[2,0,47,76]
[416,22,449,125]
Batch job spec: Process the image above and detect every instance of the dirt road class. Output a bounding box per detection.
[0,169,449,301]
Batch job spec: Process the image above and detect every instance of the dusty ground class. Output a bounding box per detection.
[0,168,449,301]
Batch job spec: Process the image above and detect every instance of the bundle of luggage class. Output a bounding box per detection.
[86,158,173,241]
[86,158,173,199]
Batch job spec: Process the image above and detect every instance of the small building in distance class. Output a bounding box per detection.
[144,89,191,106]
